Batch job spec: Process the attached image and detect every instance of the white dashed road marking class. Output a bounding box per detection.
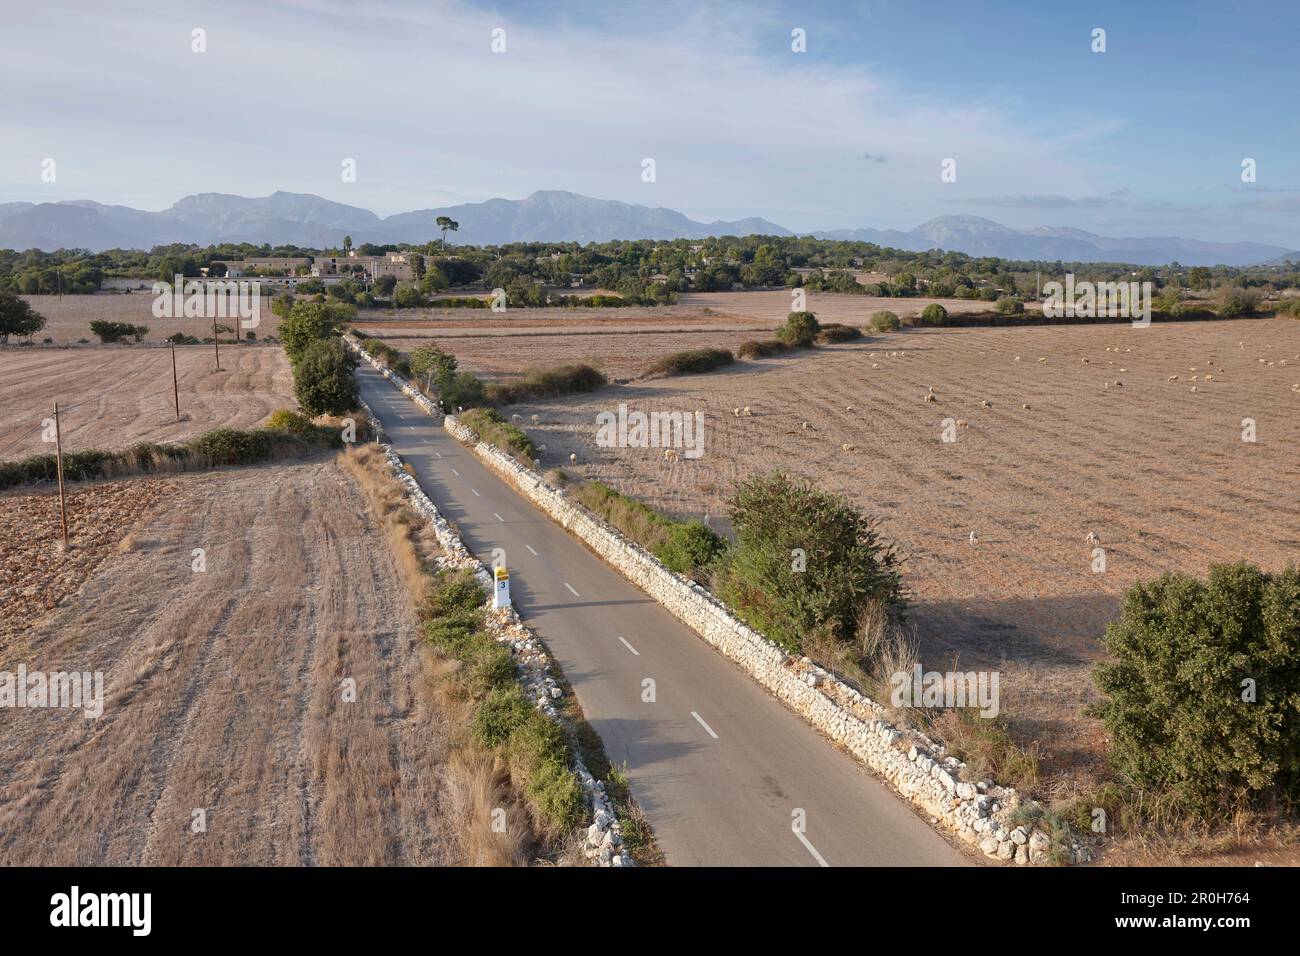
[563,582,580,597]
[691,711,719,740]
[451,468,459,476]
[617,636,640,656]
[525,544,539,557]
[493,512,504,522]
[471,488,480,497]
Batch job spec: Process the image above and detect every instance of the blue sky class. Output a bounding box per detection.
[2,0,1296,245]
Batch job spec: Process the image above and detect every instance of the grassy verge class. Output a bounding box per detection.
[0,411,352,490]
[342,441,660,864]
[459,408,537,462]
[571,479,725,582]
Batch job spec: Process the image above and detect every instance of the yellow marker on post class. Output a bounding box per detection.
[493,566,511,609]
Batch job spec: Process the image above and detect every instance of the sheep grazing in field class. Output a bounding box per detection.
[872,363,880,369]
[923,393,937,404]
[733,407,741,417]
[840,443,856,452]
[1168,375,1179,382]
[569,453,577,464]
[980,399,992,408]
[969,530,979,545]
[1205,374,1214,382]
[801,420,815,429]
[1086,531,1100,546]
[1037,357,1047,364]
[536,444,547,457]
[511,413,523,423]
[955,419,969,428]
[743,406,752,416]
[1021,403,1032,410]
[531,414,540,425]
[1014,356,1022,362]
[845,404,855,412]
[1081,357,1091,365]
[663,448,679,462]
[1191,386,1198,392]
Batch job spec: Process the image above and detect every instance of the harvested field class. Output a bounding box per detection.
[0,345,295,460]
[509,317,1300,790]
[21,292,282,342]
[379,329,764,382]
[0,459,469,865]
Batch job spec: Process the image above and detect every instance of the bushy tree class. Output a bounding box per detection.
[0,292,45,343]
[1092,563,1300,814]
[869,310,901,332]
[293,338,358,415]
[409,344,458,382]
[920,303,948,325]
[715,471,903,653]
[279,300,354,364]
[777,310,820,347]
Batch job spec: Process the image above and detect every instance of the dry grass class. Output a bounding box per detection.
[0,460,467,865]
[341,442,539,865]
[20,292,284,341]
[0,345,295,460]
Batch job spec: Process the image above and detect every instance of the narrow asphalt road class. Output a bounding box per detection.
[358,366,968,867]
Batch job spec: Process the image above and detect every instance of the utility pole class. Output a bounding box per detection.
[171,345,181,420]
[213,315,221,370]
[53,401,69,549]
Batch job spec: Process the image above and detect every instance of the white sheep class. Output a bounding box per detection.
[663,448,680,462]
[1085,531,1100,546]
[511,413,523,423]
[743,406,752,416]
[531,414,540,425]
[924,393,937,404]
[980,399,992,408]
[969,530,979,545]
[569,453,577,464]
[840,443,856,452]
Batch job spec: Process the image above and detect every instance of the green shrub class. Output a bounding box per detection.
[438,370,488,410]
[459,407,536,460]
[920,303,949,326]
[263,409,316,436]
[1217,287,1260,318]
[472,685,532,747]
[642,348,735,377]
[995,297,1024,315]
[653,521,727,576]
[486,364,608,404]
[815,323,863,343]
[293,338,359,415]
[1091,562,1300,815]
[715,471,904,653]
[425,567,486,617]
[869,310,901,332]
[736,338,792,359]
[186,427,274,465]
[776,311,820,347]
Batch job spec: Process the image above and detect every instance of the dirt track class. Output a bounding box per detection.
[0,460,462,865]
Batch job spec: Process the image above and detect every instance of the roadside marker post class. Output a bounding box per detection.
[493,566,511,609]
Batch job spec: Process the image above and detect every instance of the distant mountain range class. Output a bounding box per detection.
[0,190,1294,267]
